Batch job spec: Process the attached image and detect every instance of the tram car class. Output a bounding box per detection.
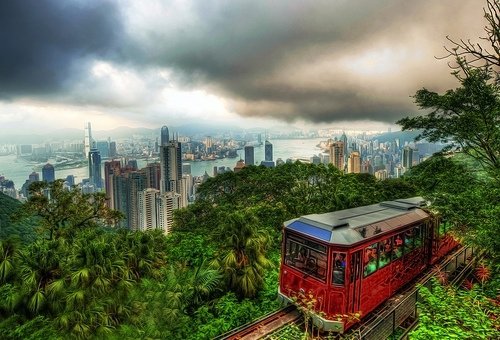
[278,197,458,333]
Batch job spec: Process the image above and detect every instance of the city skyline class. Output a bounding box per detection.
[0,1,485,134]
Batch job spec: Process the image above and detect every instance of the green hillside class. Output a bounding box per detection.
[0,192,35,243]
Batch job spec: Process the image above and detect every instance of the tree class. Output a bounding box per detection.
[398,0,500,177]
[21,180,122,240]
[440,0,500,74]
[397,69,500,175]
[213,210,272,298]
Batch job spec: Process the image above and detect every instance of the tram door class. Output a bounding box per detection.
[348,250,362,313]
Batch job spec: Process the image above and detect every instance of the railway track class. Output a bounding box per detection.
[215,305,300,340]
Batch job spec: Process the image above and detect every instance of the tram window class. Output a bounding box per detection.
[332,252,346,285]
[284,235,327,281]
[393,232,405,259]
[414,225,423,248]
[405,228,416,252]
[363,243,378,277]
[379,238,392,269]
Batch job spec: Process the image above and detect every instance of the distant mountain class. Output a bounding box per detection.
[0,123,252,144]
[372,130,422,144]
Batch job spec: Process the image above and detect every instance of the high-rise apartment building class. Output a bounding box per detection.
[157,191,181,234]
[138,188,160,231]
[402,146,414,169]
[128,171,147,231]
[329,141,344,171]
[145,162,161,190]
[160,141,182,194]
[347,151,361,174]
[244,145,255,166]
[109,141,117,158]
[104,160,121,209]
[88,148,102,190]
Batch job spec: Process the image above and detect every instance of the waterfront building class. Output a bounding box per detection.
[88,148,102,190]
[265,140,273,162]
[65,175,75,187]
[29,172,39,182]
[244,145,255,166]
[310,155,321,165]
[42,163,55,182]
[347,151,361,174]
[182,163,192,175]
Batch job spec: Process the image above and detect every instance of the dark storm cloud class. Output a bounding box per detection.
[0,0,484,125]
[0,0,122,98]
[126,0,483,123]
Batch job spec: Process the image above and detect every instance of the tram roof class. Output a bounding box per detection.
[284,197,429,246]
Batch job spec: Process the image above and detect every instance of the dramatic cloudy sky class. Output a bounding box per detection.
[0,0,485,133]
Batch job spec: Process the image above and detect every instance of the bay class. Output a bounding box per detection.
[0,138,325,190]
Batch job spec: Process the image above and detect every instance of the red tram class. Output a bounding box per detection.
[278,197,458,333]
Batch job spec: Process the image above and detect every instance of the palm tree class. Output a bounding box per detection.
[214,210,271,298]
[0,239,17,283]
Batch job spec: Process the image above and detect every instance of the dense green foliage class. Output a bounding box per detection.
[0,192,36,243]
[411,279,499,339]
[402,2,500,336]
[0,163,417,339]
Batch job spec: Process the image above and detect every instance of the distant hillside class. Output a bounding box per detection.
[0,192,36,243]
[0,192,20,227]
[372,130,422,144]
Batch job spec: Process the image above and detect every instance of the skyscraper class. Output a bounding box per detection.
[96,141,109,159]
[265,140,273,161]
[88,148,102,189]
[157,191,181,234]
[42,163,55,182]
[261,140,275,167]
[340,132,348,158]
[244,145,255,166]
[402,146,414,169]
[104,160,121,208]
[145,162,161,190]
[161,125,169,146]
[138,188,160,231]
[329,141,344,171]
[109,141,117,158]
[84,122,93,157]
[160,141,182,194]
[347,151,361,174]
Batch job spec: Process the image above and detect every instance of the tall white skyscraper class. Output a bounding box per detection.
[138,188,160,231]
[157,192,181,234]
[84,122,93,157]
